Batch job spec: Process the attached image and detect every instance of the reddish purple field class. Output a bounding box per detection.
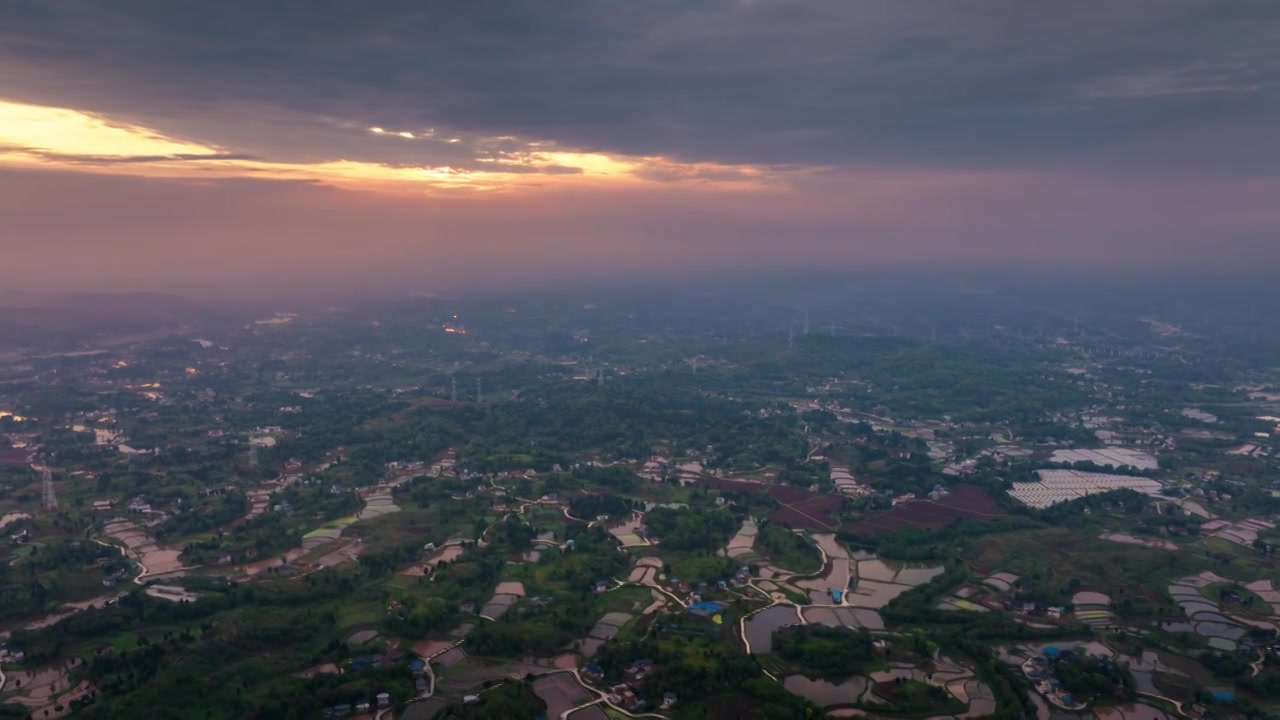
[699,477,846,530]
[700,479,1002,535]
[841,485,1006,536]
[699,477,770,494]
[769,494,846,531]
[0,448,33,466]
[768,485,816,504]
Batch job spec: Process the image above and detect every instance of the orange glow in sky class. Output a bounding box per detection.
[0,99,774,194]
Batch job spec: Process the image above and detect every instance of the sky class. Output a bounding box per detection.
[1,1,1278,298]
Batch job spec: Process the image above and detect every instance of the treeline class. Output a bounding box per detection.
[545,526,631,592]
[181,510,301,565]
[755,520,822,573]
[780,334,1088,423]
[1034,488,1149,526]
[384,545,503,637]
[242,388,412,464]
[153,491,248,540]
[842,516,1042,562]
[443,380,808,470]
[643,507,739,553]
[774,625,877,678]
[568,493,638,520]
[250,376,812,475]
[78,637,418,720]
[824,437,940,498]
[465,604,594,657]
[0,567,49,620]
[9,571,381,665]
[18,540,124,574]
[595,636,822,719]
[1055,649,1134,699]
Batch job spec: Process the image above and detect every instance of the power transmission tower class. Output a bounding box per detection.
[450,376,457,403]
[41,465,57,511]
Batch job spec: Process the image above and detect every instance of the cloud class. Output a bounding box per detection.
[0,98,770,191]
[0,0,1277,287]
[0,0,1276,175]
[6,147,258,165]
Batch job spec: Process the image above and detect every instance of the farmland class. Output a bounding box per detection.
[699,477,848,532]
[5,273,1280,719]
[840,485,1006,536]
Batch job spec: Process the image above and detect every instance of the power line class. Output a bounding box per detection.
[41,465,57,511]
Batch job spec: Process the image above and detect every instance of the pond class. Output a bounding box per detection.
[856,558,944,586]
[743,605,798,653]
[795,534,852,602]
[783,675,868,708]
[800,605,884,631]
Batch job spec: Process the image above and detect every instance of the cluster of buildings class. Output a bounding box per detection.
[0,642,25,664]
[1013,601,1067,619]
[581,658,678,710]
[100,563,131,587]
[637,455,714,484]
[411,657,431,696]
[346,649,406,672]
[1020,649,1089,710]
[320,693,391,718]
[603,659,663,711]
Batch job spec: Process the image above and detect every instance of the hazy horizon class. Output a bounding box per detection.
[2,1,1278,296]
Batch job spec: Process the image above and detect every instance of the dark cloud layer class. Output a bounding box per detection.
[2,0,1277,171]
[3,147,258,165]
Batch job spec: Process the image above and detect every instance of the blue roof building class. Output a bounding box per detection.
[689,601,725,615]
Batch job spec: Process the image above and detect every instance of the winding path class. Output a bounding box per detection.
[383,639,462,719]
